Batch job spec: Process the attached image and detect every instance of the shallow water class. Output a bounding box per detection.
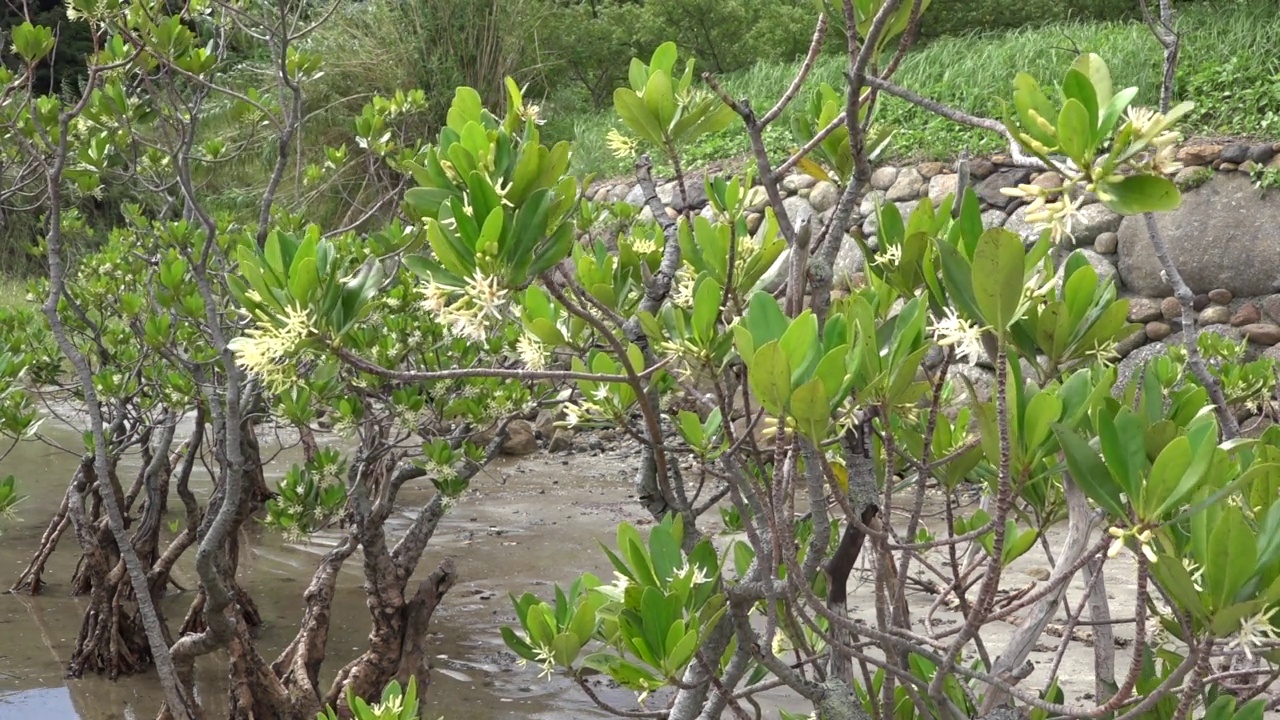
[0,419,674,720]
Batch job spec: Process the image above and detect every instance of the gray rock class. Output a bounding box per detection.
[860,190,887,216]
[1220,143,1250,164]
[886,167,924,202]
[661,181,708,210]
[548,428,574,453]
[1094,231,1119,254]
[1057,248,1117,290]
[969,158,995,179]
[918,161,947,178]
[609,184,633,203]
[1116,327,1148,357]
[782,195,814,233]
[810,180,840,213]
[1264,294,1280,324]
[782,173,817,193]
[981,209,1009,229]
[1003,204,1046,245]
[870,166,899,191]
[833,235,865,290]
[1071,203,1123,246]
[951,365,996,404]
[928,173,959,205]
[1115,341,1171,393]
[1126,297,1164,323]
[976,168,1035,208]
[1117,173,1280,297]
[1250,144,1277,164]
[624,184,645,207]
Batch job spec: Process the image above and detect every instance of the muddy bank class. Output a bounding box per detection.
[0,422,661,719]
[0,417,1162,719]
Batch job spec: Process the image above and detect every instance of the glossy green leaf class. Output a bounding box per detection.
[1053,424,1129,520]
[971,229,1025,331]
[1098,175,1182,215]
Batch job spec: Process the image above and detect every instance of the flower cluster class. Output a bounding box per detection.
[929,307,988,364]
[1106,525,1158,563]
[229,304,317,392]
[999,182,1085,245]
[606,129,638,160]
[418,269,510,343]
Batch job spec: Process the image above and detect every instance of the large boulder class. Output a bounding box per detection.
[1117,174,1280,297]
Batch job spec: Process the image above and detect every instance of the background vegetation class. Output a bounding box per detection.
[1,0,1276,275]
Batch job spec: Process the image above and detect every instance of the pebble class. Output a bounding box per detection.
[1244,323,1280,345]
[1127,297,1164,323]
[1208,288,1233,305]
[1244,322,1280,345]
[1094,231,1118,254]
[1231,303,1261,326]
[782,173,817,192]
[917,161,946,178]
[1193,294,1211,311]
[1146,321,1173,341]
[1160,296,1182,321]
[1199,306,1230,325]
[870,166,899,191]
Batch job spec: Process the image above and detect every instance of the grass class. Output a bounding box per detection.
[0,278,31,311]
[554,0,1280,180]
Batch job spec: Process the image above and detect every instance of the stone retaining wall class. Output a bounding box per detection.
[587,141,1280,379]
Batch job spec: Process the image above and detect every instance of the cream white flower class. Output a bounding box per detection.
[1106,525,1158,563]
[517,332,547,370]
[1228,607,1280,661]
[872,243,902,269]
[1124,106,1160,136]
[229,305,317,392]
[929,307,987,364]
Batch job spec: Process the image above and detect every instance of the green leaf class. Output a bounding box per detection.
[1053,424,1129,520]
[1206,506,1256,610]
[1071,53,1113,110]
[779,311,820,385]
[1098,176,1182,215]
[791,378,830,442]
[1098,86,1139,138]
[971,229,1025,331]
[1256,501,1280,576]
[749,342,792,416]
[1144,436,1192,520]
[1057,98,1093,165]
[650,41,678,76]
[643,70,677,131]
[614,88,666,146]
